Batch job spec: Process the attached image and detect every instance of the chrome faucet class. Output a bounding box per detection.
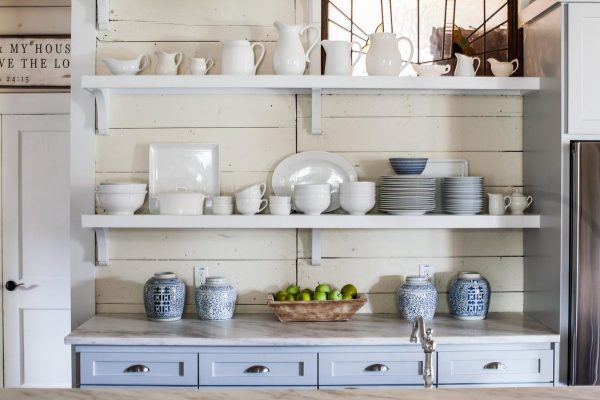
[410,316,436,388]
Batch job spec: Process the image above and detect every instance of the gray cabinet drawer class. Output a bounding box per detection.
[438,350,554,385]
[319,352,429,386]
[198,352,317,386]
[80,352,198,386]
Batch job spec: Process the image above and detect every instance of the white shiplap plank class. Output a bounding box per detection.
[107,229,296,261]
[297,95,523,118]
[0,7,70,35]
[327,151,522,187]
[99,23,277,43]
[95,128,295,173]
[106,95,295,129]
[110,0,295,27]
[298,117,522,152]
[0,1,69,5]
[96,260,296,306]
[298,229,523,258]
[96,42,277,76]
[297,257,523,293]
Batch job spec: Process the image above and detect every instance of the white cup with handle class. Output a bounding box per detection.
[488,193,511,216]
[190,57,214,75]
[236,198,268,215]
[235,183,267,199]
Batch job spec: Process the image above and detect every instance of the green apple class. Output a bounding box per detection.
[313,291,327,301]
[301,288,313,296]
[341,293,354,300]
[340,284,358,297]
[286,284,300,295]
[299,292,312,301]
[328,290,343,301]
[315,283,331,294]
[275,291,288,301]
[285,294,296,301]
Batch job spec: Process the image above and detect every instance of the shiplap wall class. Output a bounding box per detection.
[95,0,524,315]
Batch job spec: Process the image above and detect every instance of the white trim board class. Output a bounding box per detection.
[0,93,69,114]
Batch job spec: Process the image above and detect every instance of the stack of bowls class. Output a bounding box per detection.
[389,158,428,175]
[294,184,331,215]
[96,183,147,215]
[339,182,376,216]
[442,177,484,215]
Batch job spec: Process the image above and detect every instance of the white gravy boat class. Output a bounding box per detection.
[103,54,150,75]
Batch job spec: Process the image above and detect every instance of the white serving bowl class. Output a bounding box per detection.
[294,183,330,193]
[96,192,146,215]
[294,194,330,216]
[340,194,376,216]
[269,202,292,216]
[97,182,147,193]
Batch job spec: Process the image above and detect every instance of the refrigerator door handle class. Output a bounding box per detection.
[570,141,581,384]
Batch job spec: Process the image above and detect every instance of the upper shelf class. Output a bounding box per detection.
[83,75,541,136]
[82,214,541,230]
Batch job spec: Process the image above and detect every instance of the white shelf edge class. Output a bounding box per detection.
[82,214,541,229]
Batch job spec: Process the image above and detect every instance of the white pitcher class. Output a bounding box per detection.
[488,57,519,77]
[366,32,414,76]
[322,40,362,76]
[155,51,183,75]
[454,53,481,77]
[272,21,320,75]
[221,40,265,75]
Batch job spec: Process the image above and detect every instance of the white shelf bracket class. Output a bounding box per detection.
[95,228,110,267]
[94,88,110,136]
[311,88,322,135]
[97,0,109,31]
[311,229,322,266]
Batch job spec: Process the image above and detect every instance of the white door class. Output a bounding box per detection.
[2,115,71,388]
[568,3,600,134]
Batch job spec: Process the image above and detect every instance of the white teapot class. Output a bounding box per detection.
[366,32,414,76]
[322,40,362,76]
[508,189,533,215]
[272,21,320,75]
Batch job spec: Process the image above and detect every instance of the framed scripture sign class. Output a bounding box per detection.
[0,37,70,87]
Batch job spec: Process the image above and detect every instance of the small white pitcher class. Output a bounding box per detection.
[155,51,183,75]
[221,40,266,75]
[272,21,320,75]
[454,53,481,77]
[322,40,362,76]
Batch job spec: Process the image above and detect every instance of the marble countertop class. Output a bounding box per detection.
[65,313,559,346]
[1,387,599,400]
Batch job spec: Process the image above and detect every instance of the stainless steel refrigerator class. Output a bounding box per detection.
[571,141,600,385]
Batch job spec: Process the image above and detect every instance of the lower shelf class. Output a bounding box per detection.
[82,213,540,229]
[82,213,540,267]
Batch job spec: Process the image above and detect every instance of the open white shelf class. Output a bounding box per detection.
[83,213,541,266]
[82,75,541,135]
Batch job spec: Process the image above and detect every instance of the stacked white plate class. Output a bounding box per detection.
[379,176,436,215]
[442,177,484,215]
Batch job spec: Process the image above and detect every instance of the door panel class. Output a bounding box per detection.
[2,114,71,388]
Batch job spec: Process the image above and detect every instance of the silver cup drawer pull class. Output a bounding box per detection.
[483,362,507,370]
[364,363,390,372]
[124,364,150,373]
[244,365,270,374]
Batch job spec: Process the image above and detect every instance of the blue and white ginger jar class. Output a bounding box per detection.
[143,272,186,321]
[195,276,237,320]
[396,276,437,321]
[448,272,490,320]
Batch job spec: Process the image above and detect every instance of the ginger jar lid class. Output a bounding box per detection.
[405,276,430,285]
[154,272,177,280]
[458,271,482,280]
[204,276,228,286]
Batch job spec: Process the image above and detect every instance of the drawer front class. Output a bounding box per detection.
[319,352,429,386]
[199,352,317,386]
[438,350,554,385]
[80,352,198,386]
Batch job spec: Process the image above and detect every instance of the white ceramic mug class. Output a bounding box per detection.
[269,195,291,204]
[269,202,292,216]
[236,198,268,215]
[212,203,233,215]
[213,196,233,205]
[236,183,267,199]
[509,195,533,215]
[488,193,512,216]
[155,51,183,75]
[190,57,214,75]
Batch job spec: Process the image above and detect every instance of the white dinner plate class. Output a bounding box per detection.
[272,151,357,212]
[149,143,219,214]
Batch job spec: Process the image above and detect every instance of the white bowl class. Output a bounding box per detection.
[97,182,147,193]
[340,195,376,216]
[96,192,146,215]
[294,183,330,192]
[294,195,330,216]
[412,63,451,77]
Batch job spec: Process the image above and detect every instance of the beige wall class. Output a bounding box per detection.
[95,0,525,315]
